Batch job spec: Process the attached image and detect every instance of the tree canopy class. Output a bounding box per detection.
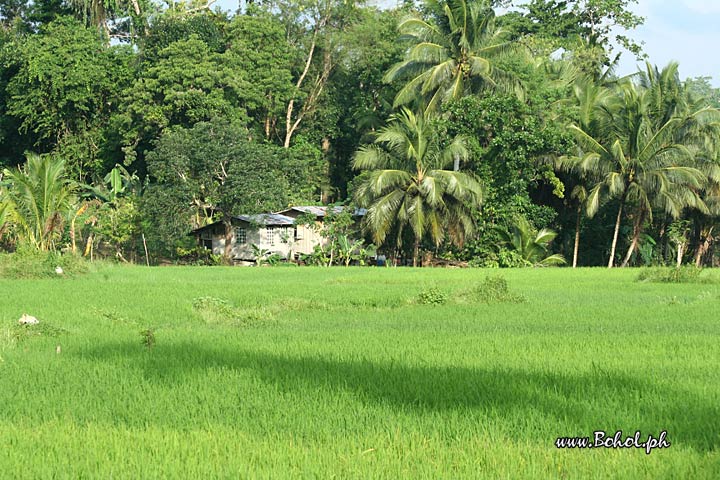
[1,0,719,268]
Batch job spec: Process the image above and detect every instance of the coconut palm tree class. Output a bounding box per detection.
[554,74,611,267]
[498,216,566,267]
[2,154,75,252]
[615,63,720,266]
[562,80,707,268]
[639,62,688,129]
[384,0,519,113]
[353,108,482,266]
[679,91,720,267]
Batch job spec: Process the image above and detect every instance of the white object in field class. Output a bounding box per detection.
[18,314,39,325]
[55,266,64,275]
[56,345,61,354]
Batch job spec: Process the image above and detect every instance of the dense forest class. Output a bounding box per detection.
[1,0,720,267]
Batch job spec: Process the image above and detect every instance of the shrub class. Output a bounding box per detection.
[266,253,285,266]
[140,329,156,349]
[637,267,709,284]
[459,275,525,304]
[0,247,89,279]
[416,287,448,305]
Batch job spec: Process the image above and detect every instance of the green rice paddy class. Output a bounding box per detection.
[1,266,719,478]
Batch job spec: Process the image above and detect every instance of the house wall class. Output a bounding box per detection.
[200,216,333,262]
[208,224,297,260]
[292,222,326,255]
[233,226,295,259]
[278,210,328,255]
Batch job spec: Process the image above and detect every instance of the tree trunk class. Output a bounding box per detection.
[83,218,97,258]
[573,206,581,268]
[677,241,685,268]
[130,0,141,15]
[283,8,333,149]
[83,233,93,257]
[621,210,645,267]
[70,220,77,255]
[70,204,89,255]
[223,219,233,260]
[608,200,624,268]
[142,233,150,267]
[658,218,668,264]
[453,154,460,171]
[412,237,420,267]
[284,21,320,149]
[694,228,714,267]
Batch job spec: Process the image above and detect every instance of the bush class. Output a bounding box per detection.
[416,287,448,305]
[637,267,709,284]
[0,247,89,279]
[459,275,525,304]
[140,329,156,349]
[266,253,285,266]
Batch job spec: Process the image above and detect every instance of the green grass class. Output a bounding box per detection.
[1,265,719,478]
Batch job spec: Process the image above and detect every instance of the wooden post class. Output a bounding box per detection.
[142,233,150,267]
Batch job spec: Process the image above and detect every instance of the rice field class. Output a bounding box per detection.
[1,265,719,478]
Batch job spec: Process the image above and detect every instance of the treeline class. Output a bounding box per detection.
[1,0,719,267]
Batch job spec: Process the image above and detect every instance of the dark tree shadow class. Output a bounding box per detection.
[75,341,719,452]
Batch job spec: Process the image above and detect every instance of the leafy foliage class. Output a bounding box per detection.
[416,286,448,305]
[117,35,247,167]
[143,119,289,258]
[560,71,713,267]
[354,108,483,265]
[0,0,718,268]
[2,153,74,251]
[458,275,526,303]
[385,0,520,111]
[6,17,131,179]
[497,216,566,267]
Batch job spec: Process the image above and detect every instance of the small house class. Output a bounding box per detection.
[192,206,365,263]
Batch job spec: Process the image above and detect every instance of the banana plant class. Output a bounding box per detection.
[250,244,270,266]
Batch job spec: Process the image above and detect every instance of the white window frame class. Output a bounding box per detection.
[266,227,275,245]
[235,227,247,244]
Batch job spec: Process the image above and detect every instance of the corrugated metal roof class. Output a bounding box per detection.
[279,206,367,217]
[236,213,295,226]
[191,207,366,234]
[191,213,295,233]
